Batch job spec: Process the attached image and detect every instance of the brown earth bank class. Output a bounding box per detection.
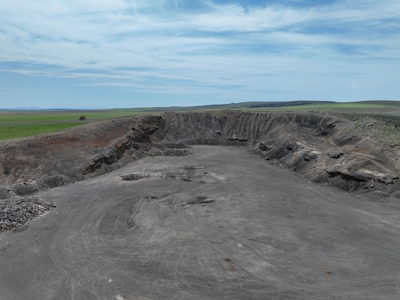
[1,111,399,198]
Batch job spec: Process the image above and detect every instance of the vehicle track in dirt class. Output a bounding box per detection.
[1,146,400,299]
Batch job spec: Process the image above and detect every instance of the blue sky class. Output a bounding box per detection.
[0,0,399,108]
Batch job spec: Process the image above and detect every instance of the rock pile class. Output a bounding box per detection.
[120,174,149,181]
[0,197,56,232]
[146,147,192,157]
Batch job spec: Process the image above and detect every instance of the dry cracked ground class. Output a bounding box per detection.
[1,112,400,299]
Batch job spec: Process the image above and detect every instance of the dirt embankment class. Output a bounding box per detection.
[1,111,399,197]
[159,112,400,195]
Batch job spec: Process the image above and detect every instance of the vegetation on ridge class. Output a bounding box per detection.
[1,100,400,141]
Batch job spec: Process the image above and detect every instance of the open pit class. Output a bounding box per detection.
[1,111,400,299]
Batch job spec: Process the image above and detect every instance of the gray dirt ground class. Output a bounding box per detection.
[1,146,400,300]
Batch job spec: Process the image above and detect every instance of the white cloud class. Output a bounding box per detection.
[0,0,399,102]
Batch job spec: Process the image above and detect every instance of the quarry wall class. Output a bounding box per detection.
[0,111,399,197]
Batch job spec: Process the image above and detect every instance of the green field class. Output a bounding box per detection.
[1,101,400,141]
[0,109,149,123]
[0,122,84,140]
[0,109,148,141]
[190,100,400,114]
[238,102,400,115]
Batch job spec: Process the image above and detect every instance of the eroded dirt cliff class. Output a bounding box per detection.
[1,111,399,197]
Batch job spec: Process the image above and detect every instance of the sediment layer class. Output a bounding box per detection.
[1,111,399,196]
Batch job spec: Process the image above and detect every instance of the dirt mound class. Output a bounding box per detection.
[37,175,73,189]
[11,182,39,196]
[0,111,399,196]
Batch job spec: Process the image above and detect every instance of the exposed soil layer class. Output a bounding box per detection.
[328,112,400,148]
[1,146,400,299]
[1,111,398,196]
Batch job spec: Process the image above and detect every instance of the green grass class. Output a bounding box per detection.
[153,100,400,115]
[0,109,149,140]
[229,103,400,115]
[0,122,84,140]
[0,109,147,124]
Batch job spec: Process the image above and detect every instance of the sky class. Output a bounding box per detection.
[0,0,399,109]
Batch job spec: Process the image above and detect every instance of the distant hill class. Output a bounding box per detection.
[136,100,337,112]
[2,100,400,113]
[0,108,88,111]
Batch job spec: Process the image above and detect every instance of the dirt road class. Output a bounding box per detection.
[1,146,400,299]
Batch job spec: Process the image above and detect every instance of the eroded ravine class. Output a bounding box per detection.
[1,112,399,194]
[1,111,400,233]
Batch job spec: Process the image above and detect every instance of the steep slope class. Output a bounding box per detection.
[0,111,399,197]
[158,112,399,194]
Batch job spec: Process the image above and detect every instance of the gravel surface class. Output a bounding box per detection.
[0,196,56,232]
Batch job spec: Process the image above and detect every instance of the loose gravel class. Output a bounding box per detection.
[0,196,56,232]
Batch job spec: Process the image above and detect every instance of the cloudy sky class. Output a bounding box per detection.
[0,0,399,108]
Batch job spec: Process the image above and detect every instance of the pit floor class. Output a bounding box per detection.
[1,146,400,300]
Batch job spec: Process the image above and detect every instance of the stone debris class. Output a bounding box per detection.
[0,196,56,232]
[121,174,149,181]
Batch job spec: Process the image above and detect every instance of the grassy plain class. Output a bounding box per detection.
[0,109,147,140]
[1,101,400,140]
[233,101,400,115]
[0,122,84,140]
